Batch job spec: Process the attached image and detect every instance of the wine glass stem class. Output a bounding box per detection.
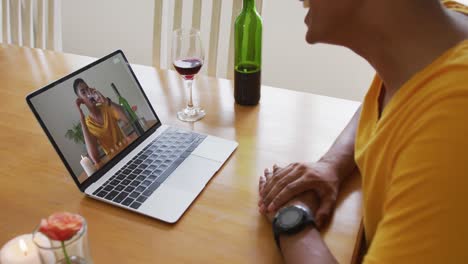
[185,79,194,108]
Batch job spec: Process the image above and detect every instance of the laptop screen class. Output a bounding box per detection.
[28,51,160,186]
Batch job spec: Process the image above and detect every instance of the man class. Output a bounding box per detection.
[74,78,132,164]
[258,0,468,263]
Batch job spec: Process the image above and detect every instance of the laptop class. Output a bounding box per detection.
[26,50,238,223]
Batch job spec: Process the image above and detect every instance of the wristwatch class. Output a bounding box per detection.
[272,204,316,249]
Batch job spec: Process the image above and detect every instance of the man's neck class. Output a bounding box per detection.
[343,1,467,94]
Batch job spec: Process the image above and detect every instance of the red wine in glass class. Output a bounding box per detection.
[172,28,205,122]
[173,58,203,80]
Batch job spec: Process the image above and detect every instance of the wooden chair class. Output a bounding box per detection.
[152,0,263,79]
[1,0,60,49]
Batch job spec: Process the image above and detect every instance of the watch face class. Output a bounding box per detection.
[278,207,302,229]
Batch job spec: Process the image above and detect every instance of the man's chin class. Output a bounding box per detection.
[305,27,329,45]
[305,32,319,45]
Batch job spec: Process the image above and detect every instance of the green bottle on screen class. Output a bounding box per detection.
[111,83,145,136]
[234,0,262,105]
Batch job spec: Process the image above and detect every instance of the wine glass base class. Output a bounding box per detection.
[177,107,205,122]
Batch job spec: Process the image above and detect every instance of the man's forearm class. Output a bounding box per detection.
[319,107,361,182]
[280,226,337,264]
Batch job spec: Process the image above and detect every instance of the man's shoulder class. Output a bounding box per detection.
[415,41,468,97]
[443,40,468,67]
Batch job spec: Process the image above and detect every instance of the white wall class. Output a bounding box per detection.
[262,1,374,101]
[61,1,376,101]
[62,0,154,65]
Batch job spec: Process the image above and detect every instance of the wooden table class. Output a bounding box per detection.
[0,45,363,263]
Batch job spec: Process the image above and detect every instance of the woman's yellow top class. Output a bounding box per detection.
[85,103,125,155]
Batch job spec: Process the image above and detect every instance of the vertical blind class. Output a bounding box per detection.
[1,0,60,50]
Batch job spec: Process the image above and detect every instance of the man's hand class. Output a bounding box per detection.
[260,162,341,227]
[75,98,85,119]
[259,169,319,223]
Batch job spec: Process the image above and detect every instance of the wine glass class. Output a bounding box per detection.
[172,28,205,122]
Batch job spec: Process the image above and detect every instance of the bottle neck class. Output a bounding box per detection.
[111,83,121,97]
[242,0,256,11]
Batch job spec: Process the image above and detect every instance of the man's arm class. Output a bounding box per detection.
[261,107,362,226]
[274,107,362,263]
[280,224,337,264]
[319,106,361,181]
[260,174,338,264]
[278,198,337,264]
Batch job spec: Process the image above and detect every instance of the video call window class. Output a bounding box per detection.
[30,54,158,183]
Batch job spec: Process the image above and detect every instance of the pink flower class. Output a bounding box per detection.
[39,212,83,241]
[132,105,138,112]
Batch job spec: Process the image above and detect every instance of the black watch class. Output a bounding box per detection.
[272,204,316,249]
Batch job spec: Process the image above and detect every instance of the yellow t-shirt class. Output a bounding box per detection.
[356,4,468,263]
[85,103,125,155]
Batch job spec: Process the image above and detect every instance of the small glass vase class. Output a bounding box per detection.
[32,218,93,264]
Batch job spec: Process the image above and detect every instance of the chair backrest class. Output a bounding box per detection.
[1,0,60,49]
[153,0,263,79]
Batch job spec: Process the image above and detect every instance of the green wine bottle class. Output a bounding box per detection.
[234,0,262,105]
[111,83,145,136]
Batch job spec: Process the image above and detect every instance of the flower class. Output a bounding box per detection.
[132,105,138,112]
[39,212,83,241]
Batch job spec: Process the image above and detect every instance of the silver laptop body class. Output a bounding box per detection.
[26,50,237,223]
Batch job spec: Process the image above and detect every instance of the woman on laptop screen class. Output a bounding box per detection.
[73,78,139,167]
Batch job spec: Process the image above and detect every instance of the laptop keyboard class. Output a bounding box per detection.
[92,128,207,210]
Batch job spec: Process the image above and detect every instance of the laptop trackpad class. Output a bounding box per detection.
[139,186,197,223]
[163,155,221,192]
[139,156,221,223]
[192,136,238,163]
